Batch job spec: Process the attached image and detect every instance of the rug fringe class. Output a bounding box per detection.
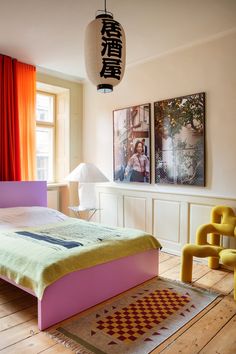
[158,276,221,297]
[47,330,93,354]
[46,278,220,354]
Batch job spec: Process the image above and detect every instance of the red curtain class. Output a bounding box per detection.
[0,54,21,180]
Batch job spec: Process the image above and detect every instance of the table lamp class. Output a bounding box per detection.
[66,163,109,209]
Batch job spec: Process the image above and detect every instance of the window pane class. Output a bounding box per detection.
[36,127,53,181]
[36,93,54,122]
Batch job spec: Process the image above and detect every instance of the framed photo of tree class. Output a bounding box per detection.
[154,92,205,186]
[113,103,151,184]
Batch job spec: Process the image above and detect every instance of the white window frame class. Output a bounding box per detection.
[36,91,56,183]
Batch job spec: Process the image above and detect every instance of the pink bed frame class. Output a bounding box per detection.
[0,181,159,330]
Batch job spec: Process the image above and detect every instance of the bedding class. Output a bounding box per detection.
[0,217,161,300]
[0,207,68,230]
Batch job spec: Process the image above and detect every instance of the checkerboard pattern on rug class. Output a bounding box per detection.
[49,278,219,354]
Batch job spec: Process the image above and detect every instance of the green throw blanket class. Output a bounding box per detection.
[0,218,161,299]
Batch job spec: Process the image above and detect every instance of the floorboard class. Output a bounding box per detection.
[0,253,235,354]
[158,292,235,354]
[199,313,236,354]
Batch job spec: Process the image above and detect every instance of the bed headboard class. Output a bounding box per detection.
[0,181,47,208]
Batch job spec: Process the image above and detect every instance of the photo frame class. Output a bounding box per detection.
[113,103,151,183]
[154,92,205,186]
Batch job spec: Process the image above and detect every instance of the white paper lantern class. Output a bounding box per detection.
[85,13,126,93]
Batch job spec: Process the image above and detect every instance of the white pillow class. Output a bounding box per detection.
[0,207,68,230]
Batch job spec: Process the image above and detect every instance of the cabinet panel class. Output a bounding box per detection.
[96,185,236,255]
[153,200,180,244]
[99,193,118,226]
[189,204,212,243]
[124,196,146,231]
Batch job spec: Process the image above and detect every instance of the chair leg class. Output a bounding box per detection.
[181,246,193,283]
[234,268,236,301]
[208,233,220,269]
[208,256,220,269]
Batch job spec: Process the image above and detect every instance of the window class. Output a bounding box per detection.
[36,92,55,182]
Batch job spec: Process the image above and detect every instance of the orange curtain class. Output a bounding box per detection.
[16,61,36,180]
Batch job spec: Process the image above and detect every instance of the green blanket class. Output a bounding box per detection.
[0,218,161,299]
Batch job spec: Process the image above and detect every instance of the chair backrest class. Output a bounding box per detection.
[211,205,236,238]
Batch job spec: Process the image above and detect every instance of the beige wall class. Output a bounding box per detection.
[83,31,236,199]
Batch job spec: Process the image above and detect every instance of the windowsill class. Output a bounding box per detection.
[47,182,68,188]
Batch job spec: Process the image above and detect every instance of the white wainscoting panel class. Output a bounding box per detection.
[124,196,146,230]
[189,204,212,244]
[153,199,181,251]
[99,193,119,226]
[96,185,236,256]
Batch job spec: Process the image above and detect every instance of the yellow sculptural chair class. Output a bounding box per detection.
[181,205,236,300]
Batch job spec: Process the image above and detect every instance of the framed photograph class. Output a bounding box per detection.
[113,103,151,183]
[154,92,205,186]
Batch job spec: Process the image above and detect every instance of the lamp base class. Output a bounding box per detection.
[78,184,96,209]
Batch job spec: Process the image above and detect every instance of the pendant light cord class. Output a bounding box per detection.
[96,0,113,18]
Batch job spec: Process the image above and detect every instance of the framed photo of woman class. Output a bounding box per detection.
[113,103,151,184]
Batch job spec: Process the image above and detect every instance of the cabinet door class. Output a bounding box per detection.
[99,192,119,226]
[153,199,181,252]
[124,196,147,231]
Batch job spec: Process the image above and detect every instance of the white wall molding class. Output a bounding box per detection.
[96,185,236,256]
[97,182,236,201]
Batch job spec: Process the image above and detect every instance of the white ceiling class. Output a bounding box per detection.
[0,0,235,81]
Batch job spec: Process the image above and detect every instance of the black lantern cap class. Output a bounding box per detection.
[97,84,113,93]
[96,13,113,19]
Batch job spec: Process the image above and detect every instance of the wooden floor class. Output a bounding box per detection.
[0,252,235,354]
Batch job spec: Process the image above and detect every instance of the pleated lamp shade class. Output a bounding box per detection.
[66,163,109,209]
[66,163,109,183]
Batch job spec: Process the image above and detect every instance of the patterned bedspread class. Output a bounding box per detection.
[0,218,161,299]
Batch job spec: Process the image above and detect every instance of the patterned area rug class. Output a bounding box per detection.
[48,277,219,354]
